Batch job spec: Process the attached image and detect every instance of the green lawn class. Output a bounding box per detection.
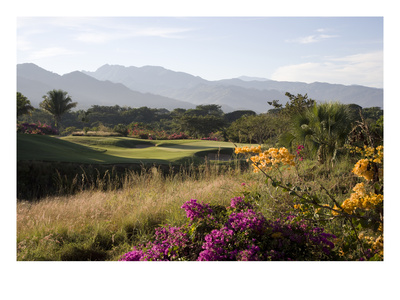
[17,134,241,165]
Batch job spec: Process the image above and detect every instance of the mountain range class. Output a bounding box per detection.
[17,63,383,113]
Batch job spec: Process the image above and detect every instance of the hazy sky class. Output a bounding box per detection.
[17,16,383,88]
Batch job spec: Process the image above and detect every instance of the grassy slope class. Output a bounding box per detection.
[17,134,239,164]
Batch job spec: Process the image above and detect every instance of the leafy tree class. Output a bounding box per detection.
[184,104,224,117]
[268,93,315,117]
[178,115,225,138]
[346,103,363,124]
[17,92,34,117]
[362,107,383,121]
[227,113,281,144]
[113,124,129,136]
[40,89,77,128]
[173,105,225,138]
[17,107,54,125]
[266,93,317,147]
[85,105,123,127]
[224,110,256,123]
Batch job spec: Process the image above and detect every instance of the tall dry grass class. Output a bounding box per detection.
[17,164,253,260]
[17,157,355,261]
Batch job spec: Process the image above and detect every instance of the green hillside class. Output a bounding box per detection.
[17,134,238,165]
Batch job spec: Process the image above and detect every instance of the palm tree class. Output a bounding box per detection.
[292,102,351,164]
[40,89,77,128]
[17,92,34,117]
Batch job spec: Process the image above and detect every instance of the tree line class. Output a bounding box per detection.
[17,89,383,164]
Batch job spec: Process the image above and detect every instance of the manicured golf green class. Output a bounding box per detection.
[17,134,240,165]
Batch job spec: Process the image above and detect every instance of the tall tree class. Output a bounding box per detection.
[268,93,316,117]
[40,89,77,128]
[224,110,256,123]
[173,105,226,138]
[226,114,280,144]
[17,92,33,117]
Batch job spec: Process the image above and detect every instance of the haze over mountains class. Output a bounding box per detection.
[17,63,383,113]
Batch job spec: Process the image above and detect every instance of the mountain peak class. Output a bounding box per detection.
[17,63,61,77]
[237,76,270,82]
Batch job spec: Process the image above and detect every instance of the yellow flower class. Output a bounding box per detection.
[364,145,375,157]
[352,159,374,181]
[246,147,296,173]
[332,204,340,216]
[235,145,262,154]
[340,182,383,214]
[352,182,366,197]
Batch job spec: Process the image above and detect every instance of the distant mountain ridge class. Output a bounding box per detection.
[17,63,195,110]
[83,64,383,112]
[84,64,208,94]
[17,63,383,113]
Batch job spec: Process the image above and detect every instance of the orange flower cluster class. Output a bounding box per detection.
[234,145,262,154]
[333,183,383,215]
[352,159,374,181]
[351,145,383,181]
[235,146,296,173]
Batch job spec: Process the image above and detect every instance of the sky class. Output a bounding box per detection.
[17,16,383,88]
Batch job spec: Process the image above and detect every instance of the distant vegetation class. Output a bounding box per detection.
[17,91,382,149]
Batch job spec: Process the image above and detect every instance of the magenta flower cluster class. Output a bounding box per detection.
[168,132,190,140]
[229,196,254,211]
[197,227,236,261]
[119,196,338,261]
[120,226,192,261]
[296,144,305,161]
[226,210,265,233]
[17,122,59,135]
[180,199,213,221]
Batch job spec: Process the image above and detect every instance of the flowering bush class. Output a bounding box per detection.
[333,182,383,215]
[17,122,59,135]
[235,146,296,173]
[201,132,223,141]
[296,144,305,161]
[180,199,213,221]
[333,145,383,260]
[168,132,190,140]
[128,126,167,140]
[119,196,338,261]
[236,145,384,261]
